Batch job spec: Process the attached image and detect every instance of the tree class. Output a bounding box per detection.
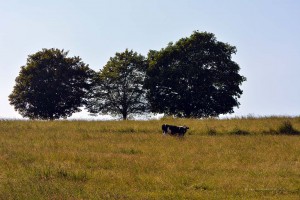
[9,48,94,120]
[86,49,148,120]
[145,31,246,118]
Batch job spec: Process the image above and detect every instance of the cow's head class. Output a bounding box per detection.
[179,125,189,135]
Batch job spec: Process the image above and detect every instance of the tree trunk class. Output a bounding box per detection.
[122,112,127,120]
[185,109,192,118]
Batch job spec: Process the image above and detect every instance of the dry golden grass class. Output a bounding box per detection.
[0,117,300,199]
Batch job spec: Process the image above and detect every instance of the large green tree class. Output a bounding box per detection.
[9,48,94,120]
[145,31,246,118]
[86,49,148,120]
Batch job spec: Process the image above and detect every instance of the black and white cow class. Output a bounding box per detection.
[162,124,189,136]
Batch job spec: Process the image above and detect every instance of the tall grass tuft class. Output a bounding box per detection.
[229,128,250,135]
[278,120,300,135]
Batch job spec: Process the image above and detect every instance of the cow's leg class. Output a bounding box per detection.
[162,124,166,135]
[167,127,172,135]
[163,125,172,135]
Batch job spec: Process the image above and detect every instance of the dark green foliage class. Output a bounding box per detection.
[86,49,148,120]
[9,48,94,120]
[145,31,246,118]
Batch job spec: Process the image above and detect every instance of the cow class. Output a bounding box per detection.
[162,124,189,137]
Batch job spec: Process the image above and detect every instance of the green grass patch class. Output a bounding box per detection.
[0,117,300,199]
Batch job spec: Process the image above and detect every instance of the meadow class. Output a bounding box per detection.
[0,117,300,199]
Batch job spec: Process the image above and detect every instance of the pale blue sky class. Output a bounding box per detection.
[1,0,299,119]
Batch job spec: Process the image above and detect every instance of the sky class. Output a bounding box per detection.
[1,0,300,119]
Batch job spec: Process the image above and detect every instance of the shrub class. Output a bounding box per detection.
[278,121,299,135]
[229,128,250,135]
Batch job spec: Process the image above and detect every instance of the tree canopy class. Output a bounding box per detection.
[145,31,246,118]
[86,49,148,120]
[9,48,94,120]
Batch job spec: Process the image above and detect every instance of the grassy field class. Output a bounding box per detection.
[0,117,300,199]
